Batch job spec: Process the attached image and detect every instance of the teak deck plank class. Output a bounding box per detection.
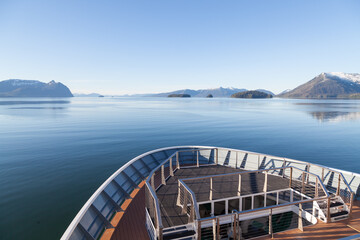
[110,181,149,240]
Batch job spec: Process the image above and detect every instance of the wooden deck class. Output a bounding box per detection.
[104,165,360,240]
[104,182,149,240]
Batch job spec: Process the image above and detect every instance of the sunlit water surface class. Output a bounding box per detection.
[1,97,360,239]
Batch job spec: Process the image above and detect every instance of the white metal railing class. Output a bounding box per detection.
[178,165,332,239]
[177,179,201,222]
[146,208,156,240]
[62,146,359,240]
[145,148,216,239]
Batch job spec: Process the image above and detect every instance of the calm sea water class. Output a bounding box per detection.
[1,97,360,239]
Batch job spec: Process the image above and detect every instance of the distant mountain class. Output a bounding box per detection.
[278,72,360,99]
[141,87,273,98]
[231,90,273,99]
[74,93,103,97]
[278,89,291,95]
[255,89,275,96]
[0,79,73,97]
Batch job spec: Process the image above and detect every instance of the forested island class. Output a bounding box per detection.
[167,94,191,98]
[231,90,273,99]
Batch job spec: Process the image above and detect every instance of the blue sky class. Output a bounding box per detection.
[0,0,359,94]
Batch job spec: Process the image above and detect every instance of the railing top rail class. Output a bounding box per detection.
[148,152,177,177]
[145,182,163,228]
[180,166,330,197]
[181,166,286,182]
[176,147,217,153]
[198,195,329,223]
[216,146,360,183]
[178,180,201,219]
[180,166,320,182]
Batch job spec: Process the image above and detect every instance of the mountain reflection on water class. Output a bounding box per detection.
[294,101,360,122]
[310,111,360,122]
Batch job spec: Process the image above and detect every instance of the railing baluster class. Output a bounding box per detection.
[213,218,217,240]
[336,173,341,196]
[176,152,180,169]
[350,192,354,217]
[263,171,268,193]
[269,209,273,237]
[197,150,199,167]
[161,165,165,185]
[238,174,241,196]
[151,174,155,190]
[233,214,237,240]
[298,203,303,231]
[169,157,174,176]
[197,220,201,240]
[327,197,331,222]
[216,217,220,240]
[210,177,213,200]
[215,148,218,164]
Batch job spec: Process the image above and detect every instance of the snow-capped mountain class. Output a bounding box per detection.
[325,72,360,84]
[278,72,360,99]
[0,79,73,97]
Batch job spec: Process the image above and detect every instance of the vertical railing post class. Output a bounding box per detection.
[306,164,310,184]
[190,202,194,221]
[216,217,220,240]
[269,209,273,237]
[263,171,268,193]
[282,159,286,177]
[238,174,241,196]
[182,190,188,214]
[158,227,163,240]
[327,197,331,222]
[301,172,305,197]
[210,177,213,200]
[161,165,165,185]
[350,192,354,217]
[215,148,218,164]
[213,218,217,240]
[233,214,237,240]
[154,198,159,228]
[151,174,155,190]
[197,220,201,240]
[315,177,319,198]
[197,150,199,167]
[236,151,238,169]
[336,173,341,196]
[289,167,293,188]
[321,168,324,182]
[176,152,180,169]
[298,203,303,231]
[177,181,181,206]
[169,157,174,176]
[258,155,260,169]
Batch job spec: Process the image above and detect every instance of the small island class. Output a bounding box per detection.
[167,94,191,98]
[206,94,213,98]
[231,90,273,99]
